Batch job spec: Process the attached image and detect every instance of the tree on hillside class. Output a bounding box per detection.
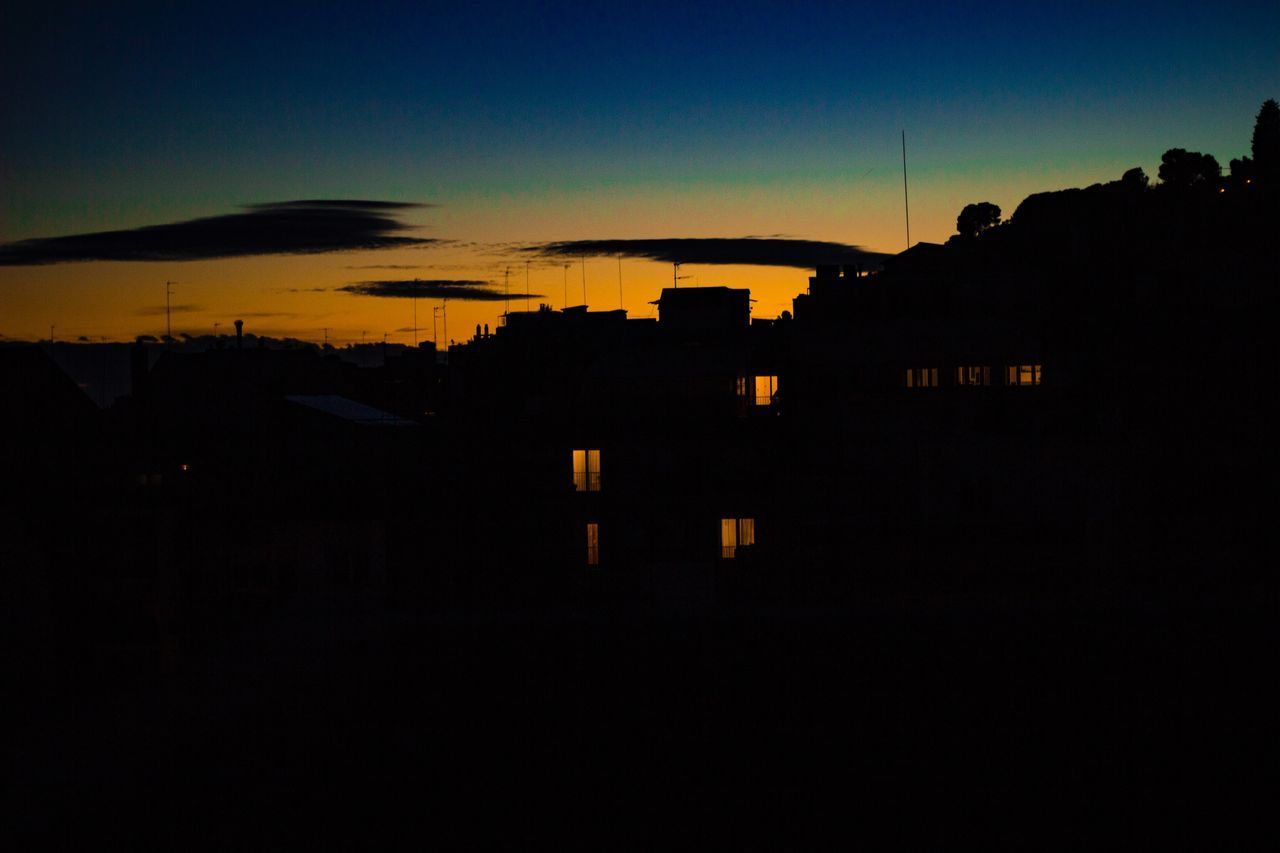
[1158,148,1220,189]
[1251,98,1279,181]
[1120,167,1149,190]
[956,202,1002,238]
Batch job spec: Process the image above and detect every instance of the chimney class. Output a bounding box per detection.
[234,319,244,349]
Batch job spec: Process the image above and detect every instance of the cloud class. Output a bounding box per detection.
[343,264,423,270]
[338,279,541,302]
[0,200,436,265]
[135,303,203,316]
[524,237,885,268]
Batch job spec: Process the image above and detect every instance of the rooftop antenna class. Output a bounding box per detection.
[165,281,177,341]
[673,262,681,289]
[322,327,330,347]
[525,259,531,312]
[504,266,510,315]
[902,130,912,250]
[49,324,55,344]
[562,263,570,309]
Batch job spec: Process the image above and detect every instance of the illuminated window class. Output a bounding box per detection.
[572,449,601,492]
[905,368,938,388]
[1006,364,1042,386]
[720,517,756,559]
[955,366,991,386]
[586,522,600,566]
[753,375,778,407]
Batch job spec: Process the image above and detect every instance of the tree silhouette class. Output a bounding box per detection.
[1251,98,1279,183]
[1158,149,1220,189]
[956,202,1002,238]
[1120,167,1149,190]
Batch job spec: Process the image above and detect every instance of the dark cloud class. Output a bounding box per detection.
[339,279,541,302]
[525,237,885,268]
[343,264,423,270]
[0,200,436,265]
[135,303,203,316]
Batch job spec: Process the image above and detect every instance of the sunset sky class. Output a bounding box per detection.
[3,0,1276,344]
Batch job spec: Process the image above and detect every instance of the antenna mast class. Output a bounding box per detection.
[525,260,531,312]
[165,281,177,340]
[902,130,912,250]
[617,254,623,311]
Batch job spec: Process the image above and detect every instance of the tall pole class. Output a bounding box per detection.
[165,281,176,340]
[563,263,569,309]
[902,130,911,251]
[525,260,531,312]
[432,309,438,345]
[442,300,448,349]
[413,296,418,346]
[580,255,587,308]
[504,266,510,315]
[617,254,623,311]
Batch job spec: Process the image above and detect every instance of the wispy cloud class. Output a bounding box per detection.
[135,303,203,316]
[524,237,885,268]
[338,279,540,302]
[0,200,437,265]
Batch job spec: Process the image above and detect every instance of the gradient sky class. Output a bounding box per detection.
[3,0,1276,344]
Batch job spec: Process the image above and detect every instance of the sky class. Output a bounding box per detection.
[2,0,1277,344]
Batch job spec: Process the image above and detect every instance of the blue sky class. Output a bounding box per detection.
[2,0,1276,341]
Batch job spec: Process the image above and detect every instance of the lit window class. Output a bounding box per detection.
[572,449,601,492]
[720,517,756,559]
[1006,364,1042,386]
[905,368,938,388]
[753,375,778,406]
[956,366,991,386]
[586,522,600,566]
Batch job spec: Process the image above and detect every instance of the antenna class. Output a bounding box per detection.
[525,259,531,313]
[322,327,330,347]
[673,262,681,289]
[563,263,570,309]
[504,266,510,315]
[165,281,177,340]
[617,254,623,311]
[581,255,587,307]
[901,130,911,250]
[413,278,419,346]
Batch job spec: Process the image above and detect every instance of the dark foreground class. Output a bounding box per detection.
[11,595,1274,846]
